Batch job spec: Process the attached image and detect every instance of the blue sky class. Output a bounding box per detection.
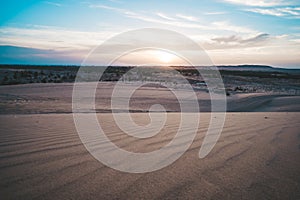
[0,0,300,68]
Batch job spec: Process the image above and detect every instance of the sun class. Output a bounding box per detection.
[155,51,174,63]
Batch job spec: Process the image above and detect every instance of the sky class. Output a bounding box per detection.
[0,0,300,68]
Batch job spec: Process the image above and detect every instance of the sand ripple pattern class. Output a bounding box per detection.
[0,113,300,199]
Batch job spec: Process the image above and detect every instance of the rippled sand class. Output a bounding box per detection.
[1,113,300,199]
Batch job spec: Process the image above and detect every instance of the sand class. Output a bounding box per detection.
[0,82,300,113]
[0,113,300,199]
[0,82,299,199]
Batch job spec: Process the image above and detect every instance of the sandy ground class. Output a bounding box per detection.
[0,82,299,113]
[0,113,300,199]
[0,83,299,199]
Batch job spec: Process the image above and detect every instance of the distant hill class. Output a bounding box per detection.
[0,64,300,74]
[215,65,300,74]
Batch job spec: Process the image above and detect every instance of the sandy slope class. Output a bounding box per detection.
[228,93,300,112]
[0,82,299,113]
[0,113,300,199]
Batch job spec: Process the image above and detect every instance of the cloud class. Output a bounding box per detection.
[156,13,175,21]
[245,7,300,18]
[211,33,270,45]
[207,37,300,68]
[89,4,125,12]
[90,4,257,34]
[0,26,113,50]
[175,14,199,22]
[243,33,270,42]
[222,0,300,18]
[203,11,228,15]
[203,32,300,68]
[221,0,294,7]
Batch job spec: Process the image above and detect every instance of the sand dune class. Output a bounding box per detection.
[0,83,299,199]
[0,113,300,199]
[228,93,300,112]
[0,82,299,113]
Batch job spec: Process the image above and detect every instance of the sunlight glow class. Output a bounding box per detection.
[155,51,175,63]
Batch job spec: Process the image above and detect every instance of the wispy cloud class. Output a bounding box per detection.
[211,33,270,45]
[175,14,199,22]
[221,0,294,7]
[205,33,300,52]
[90,4,257,34]
[245,7,300,18]
[156,13,176,21]
[203,11,228,15]
[89,4,124,12]
[0,26,113,50]
[245,8,284,16]
[207,34,300,67]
